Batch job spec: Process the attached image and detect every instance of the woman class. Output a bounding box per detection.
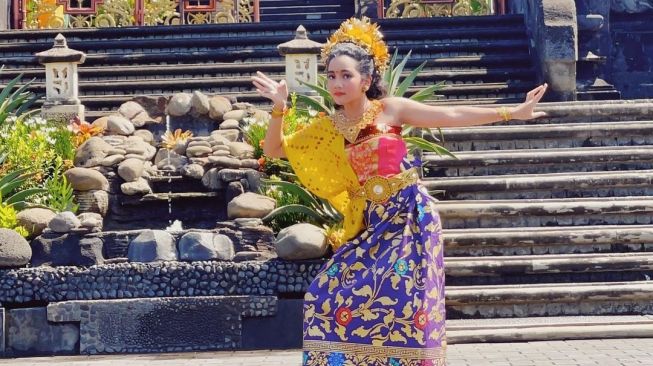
[252,17,546,366]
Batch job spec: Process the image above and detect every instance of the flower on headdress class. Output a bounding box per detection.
[322,17,389,74]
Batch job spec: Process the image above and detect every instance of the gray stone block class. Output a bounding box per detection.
[47,296,276,355]
[7,307,78,356]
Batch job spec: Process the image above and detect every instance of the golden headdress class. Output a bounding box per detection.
[321,17,390,74]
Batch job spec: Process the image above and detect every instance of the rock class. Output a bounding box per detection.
[77,212,103,231]
[233,251,265,262]
[48,212,81,233]
[233,102,255,110]
[187,140,212,148]
[208,96,232,121]
[64,167,109,191]
[131,110,159,127]
[211,150,231,157]
[178,232,235,261]
[75,190,109,216]
[275,223,328,260]
[186,145,213,157]
[212,145,231,153]
[223,109,247,121]
[227,192,276,219]
[117,158,144,182]
[118,101,145,119]
[201,168,224,190]
[127,230,177,262]
[106,115,135,136]
[191,91,210,115]
[102,135,127,146]
[229,142,255,159]
[121,178,152,195]
[181,164,204,180]
[108,148,127,155]
[218,168,247,183]
[91,116,109,131]
[226,181,245,204]
[251,109,270,122]
[123,136,157,160]
[167,92,193,116]
[16,208,56,238]
[0,228,31,267]
[100,154,125,167]
[211,129,239,142]
[245,169,262,193]
[241,159,260,170]
[219,119,240,130]
[209,134,231,145]
[233,218,263,228]
[133,129,155,145]
[154,149,188,172]
[207,156,241,169]
[74,137,113,167]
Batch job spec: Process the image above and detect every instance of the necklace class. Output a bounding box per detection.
[333,100,383,143]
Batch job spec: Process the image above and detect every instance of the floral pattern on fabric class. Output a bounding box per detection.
[302,153,446,366]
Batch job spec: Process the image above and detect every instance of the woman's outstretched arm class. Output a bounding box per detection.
[384,84,548,128]
[251,71,288,158]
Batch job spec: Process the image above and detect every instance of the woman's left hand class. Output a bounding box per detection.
[511,83,548,120]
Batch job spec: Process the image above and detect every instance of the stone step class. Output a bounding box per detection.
[439,120,653,152]
[0,15,527,44]
[51,81,533,113]
[0,39,529,67]
[7,65,535,86]
[423,146,653,177]
[424,170,653,200]
[446,281,653,318]
[438,196,653,229]
[445,252,653,285]
[447,315,653,343]
[443,225,653,256]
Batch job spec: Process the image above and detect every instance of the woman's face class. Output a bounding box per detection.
[327,55,370,106]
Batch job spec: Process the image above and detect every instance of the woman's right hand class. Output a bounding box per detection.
[251,71,288,109]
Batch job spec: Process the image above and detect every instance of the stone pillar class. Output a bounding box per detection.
[277,26,323,97]
[522,0,578,101]
[35,34,87,123]
[0,0,8,30]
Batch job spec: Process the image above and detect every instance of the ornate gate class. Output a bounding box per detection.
[377,0,505,18]
[13,0,260,29]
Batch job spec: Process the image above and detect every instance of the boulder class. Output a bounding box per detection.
[16,208,56,238]
[181,164,204,180]
[118,101,145,119]
[75,190,109,216]
[121,178,152,195]
[219,119,240,130]
[208,96,232,121]
[106,115,135,136]
[74,137,113,167]
[227,192,276,219]
[0,228,31,267]
[64,167,109,191]
[167,92,193,116]
[77,212,103,231]
[275,223,329,260]
[133,129,155,145]
[127,230,177,262]
[48,211,81,233]
[229,142,255,159]
[117,158,144,182]
[178,232,235,261]
[223,109,247,121]
[191,91,210,115]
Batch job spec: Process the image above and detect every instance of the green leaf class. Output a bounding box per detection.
[384,49,399,86]
[409,83,444,102]
[404,136,457,158]
[295,94,330,114]
[6,188,46,209]
[261,178,322,209]
[396,60,428,98]
[262,204,327,224]
[389,50,412,96]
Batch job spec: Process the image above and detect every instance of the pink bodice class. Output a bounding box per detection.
[345,124,406,184]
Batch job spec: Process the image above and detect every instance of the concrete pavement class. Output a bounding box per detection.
[1,338,652,366]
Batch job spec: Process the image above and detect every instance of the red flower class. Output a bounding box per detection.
[414,310,428,330]
[335,307,353,326]
[257,157,266,170]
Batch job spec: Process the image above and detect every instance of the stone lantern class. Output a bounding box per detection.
[277,25,323,96]
[35,34,87,123]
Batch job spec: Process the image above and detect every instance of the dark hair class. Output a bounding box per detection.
[325,42,387,100]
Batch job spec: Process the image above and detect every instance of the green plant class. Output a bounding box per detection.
[261,177,342,231]
[43,174,78,213]
[0,168,46,210]
[0,200,28,237]
[241,117,267,159]
[0,66,39,126]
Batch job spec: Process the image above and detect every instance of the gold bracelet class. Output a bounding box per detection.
[270,105,287,119]
[497,107,512,122]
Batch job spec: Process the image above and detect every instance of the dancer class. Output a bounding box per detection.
[253,17,546,366]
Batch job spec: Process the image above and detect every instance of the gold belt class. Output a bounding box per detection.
[349,168,420,204]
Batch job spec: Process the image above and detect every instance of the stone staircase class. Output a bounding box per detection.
[423,99,653,342]
[0,15,535,117]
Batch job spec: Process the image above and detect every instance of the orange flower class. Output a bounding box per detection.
[258,156,266,169]
[318,111,326,117]
[259,140,265,148]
